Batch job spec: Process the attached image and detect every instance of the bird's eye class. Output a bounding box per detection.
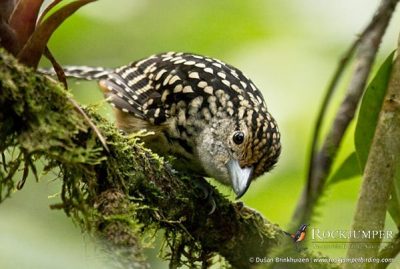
[232,131,245,145]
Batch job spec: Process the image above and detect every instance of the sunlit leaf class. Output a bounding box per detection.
[38,0,62,24]
[9,0,44,51]
[17,0,96,68]
[354,51,394,170]
[328,152,360,185]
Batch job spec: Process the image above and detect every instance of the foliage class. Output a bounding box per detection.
[0,0,95,69]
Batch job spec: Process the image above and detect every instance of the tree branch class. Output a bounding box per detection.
[294,0,399,225]
[344,35,400,267]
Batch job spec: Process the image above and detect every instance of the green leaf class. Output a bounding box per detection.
[354,52,395,171]
[328,152,360,185]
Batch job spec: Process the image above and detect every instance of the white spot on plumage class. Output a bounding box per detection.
[122,108,129,113]
[188,96,204,116]
[174,59,186,64]
[204,86,214,95]
[184,60,196,65]
[149,65,157,73]
[238,107,246,119]
[162,56,173,61]
[231,84,241,93]
[250,83,257,92]
[154,108,161,118]
[240,81,247,89]
[212,62,222,68]
[183,85,194,93]
[188,72,200,79]
[217,72,226,79]
[204,67,213,74]
[174,84,183,93]
[161,90,170,102]
[197,81,207,88]
[170,56,183,62]
[178,110,186,125]
[222,79,230,87]
[207,96,217,115]
[202,108,212,120]
[195,63,206,68]
[229,69,239,77]
[240,99,250,107]
[169,75,180,85]
[163,74,172,86]
[155,69,167,81]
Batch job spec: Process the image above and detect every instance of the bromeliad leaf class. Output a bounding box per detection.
[17,0,96,68]
[8,0,44,50]
[354,52,394,170]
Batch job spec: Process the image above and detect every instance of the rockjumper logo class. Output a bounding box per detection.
[284,224,308,243]
[311,228,394,241]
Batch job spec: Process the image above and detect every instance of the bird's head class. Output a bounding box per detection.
[196,107,281,198]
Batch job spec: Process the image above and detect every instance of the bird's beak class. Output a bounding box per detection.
[227,159,254,199]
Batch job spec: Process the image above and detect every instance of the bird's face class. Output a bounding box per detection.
[196,109,281,198]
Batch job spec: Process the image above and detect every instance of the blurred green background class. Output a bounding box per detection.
[1,0,400,268]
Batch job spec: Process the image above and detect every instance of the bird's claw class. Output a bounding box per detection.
[193,178,217,215]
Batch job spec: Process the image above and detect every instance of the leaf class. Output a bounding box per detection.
[38,0,62,24]
[17,0,97,68]
[354,51,395,170]
[328,152,360,185]
[8,0,44,50]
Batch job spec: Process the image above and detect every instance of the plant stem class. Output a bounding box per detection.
[293,0,399,226]
[345,36,400,267]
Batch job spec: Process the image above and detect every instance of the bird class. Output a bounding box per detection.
[41,52,281,199]
[284,224,308,243]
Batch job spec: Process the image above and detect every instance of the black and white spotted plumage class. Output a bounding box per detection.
[45,52,281,198]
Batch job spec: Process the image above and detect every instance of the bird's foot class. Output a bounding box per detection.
[193,178,217,215]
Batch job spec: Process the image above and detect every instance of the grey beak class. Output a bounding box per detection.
[227,159,254,199]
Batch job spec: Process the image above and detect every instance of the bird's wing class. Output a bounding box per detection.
[98,62,167,125]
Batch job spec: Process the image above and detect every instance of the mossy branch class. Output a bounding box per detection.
[0,48,336,269]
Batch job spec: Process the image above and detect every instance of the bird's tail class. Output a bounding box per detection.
[38,66,112,81]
